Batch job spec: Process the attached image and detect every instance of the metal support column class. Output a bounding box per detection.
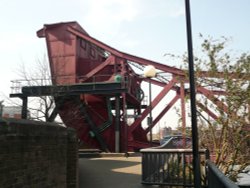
[21,96,28,119]
[148,79,153,145]
[115,95,120,153]
[0,101,3,117]
[184,0,201,187]
[122,93,128,153]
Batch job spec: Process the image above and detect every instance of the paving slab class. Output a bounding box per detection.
[78,154,154,188]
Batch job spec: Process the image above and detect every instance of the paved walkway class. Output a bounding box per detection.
[78,153,153,188]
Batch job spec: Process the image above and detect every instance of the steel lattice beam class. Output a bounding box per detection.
[145,94,180,133]
[129,78,177,133]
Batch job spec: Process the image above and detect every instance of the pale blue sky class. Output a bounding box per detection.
[1,0,249,95]
[0,0,249,127]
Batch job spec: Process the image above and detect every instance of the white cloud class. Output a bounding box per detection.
[162,0,185,18]
[82,0,138,31]
[168,6,185,18]
[79,0,185,39]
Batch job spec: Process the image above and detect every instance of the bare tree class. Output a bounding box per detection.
[11,55,58,122]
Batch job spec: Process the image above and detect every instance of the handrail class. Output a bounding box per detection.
[97,97,113,132]
[141,148,207,153]
[206,160,239,188]
[141,148,240,188]
[10,74,130,94]
[141,148,209,187]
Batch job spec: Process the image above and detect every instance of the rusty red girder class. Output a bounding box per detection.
[80,55,115,82]
[197,102,218,120]
[129,78,177,133]
[145,94,180,133]
[197,86,228,113]
[67,26,185,76]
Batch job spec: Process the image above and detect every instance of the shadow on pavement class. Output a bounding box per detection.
[78,156,153,188]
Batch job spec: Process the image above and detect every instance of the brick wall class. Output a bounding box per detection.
[0,118,78,188]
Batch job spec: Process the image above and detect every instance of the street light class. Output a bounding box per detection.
[0,101,4,117]
[184,0,201,187]
[144,65,156,145]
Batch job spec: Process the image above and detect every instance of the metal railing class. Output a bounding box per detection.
[10,74,131,94]
[206,160,239,188]
[141,148,209,187]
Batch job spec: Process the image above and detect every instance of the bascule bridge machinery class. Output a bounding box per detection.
[10,22,236,152]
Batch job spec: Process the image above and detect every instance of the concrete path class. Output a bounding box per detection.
[78,154,152,188]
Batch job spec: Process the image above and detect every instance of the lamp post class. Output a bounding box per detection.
[184,0,201,187]
[0,101,3,117]
[144,65,156,145]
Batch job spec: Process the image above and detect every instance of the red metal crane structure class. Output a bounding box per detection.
[11,21,231,152]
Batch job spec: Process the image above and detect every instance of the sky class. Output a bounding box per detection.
[0,0,249,127]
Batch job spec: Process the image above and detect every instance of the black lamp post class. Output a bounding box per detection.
[184,0,201,187]
[0,101,3,117]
